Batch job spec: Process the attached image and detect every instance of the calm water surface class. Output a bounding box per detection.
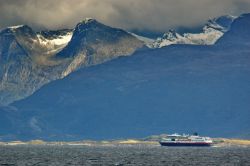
[0,145,249,166]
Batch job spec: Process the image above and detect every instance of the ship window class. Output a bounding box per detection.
[171,139,175,141]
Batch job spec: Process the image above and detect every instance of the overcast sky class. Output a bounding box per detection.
[0,0,250,32]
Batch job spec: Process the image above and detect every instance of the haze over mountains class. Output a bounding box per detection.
[0,13,250,141]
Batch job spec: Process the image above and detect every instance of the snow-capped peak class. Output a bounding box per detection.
[152,15,236,48]
[74,18,100,34]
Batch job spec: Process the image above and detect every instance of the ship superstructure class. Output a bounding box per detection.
[159,133,213,146]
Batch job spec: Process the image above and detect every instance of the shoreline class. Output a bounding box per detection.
[0,138,250,147]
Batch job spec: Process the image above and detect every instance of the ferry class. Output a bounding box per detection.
[159,133,213,147]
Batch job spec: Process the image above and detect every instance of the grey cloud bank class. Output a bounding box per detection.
[0,0,250,31]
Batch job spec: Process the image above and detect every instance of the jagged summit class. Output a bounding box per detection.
[162,30,179,41]
[73,18,108,37]
[68,18,112,43]
[80,18,96,24]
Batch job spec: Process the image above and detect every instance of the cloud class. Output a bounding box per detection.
[0,0,250,32]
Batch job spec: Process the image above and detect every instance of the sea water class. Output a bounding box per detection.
[0,145,249,166]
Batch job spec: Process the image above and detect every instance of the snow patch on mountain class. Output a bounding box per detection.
[7,25,26,30]
[37,32,73,49]
[184,27,223,44]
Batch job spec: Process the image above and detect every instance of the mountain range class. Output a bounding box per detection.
[0,14,250,141]
[0,15,237,105]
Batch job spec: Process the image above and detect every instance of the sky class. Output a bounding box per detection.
[0,0,250,32]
